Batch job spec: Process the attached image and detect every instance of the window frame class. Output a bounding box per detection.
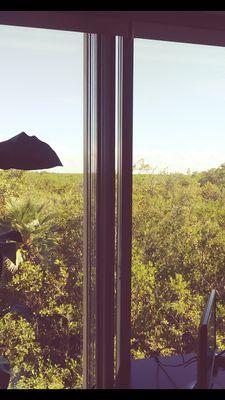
[83,32,116,389]
[0,10,225,389]
[116,35,133,388]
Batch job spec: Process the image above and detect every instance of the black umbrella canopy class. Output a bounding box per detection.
[0,132,63,170]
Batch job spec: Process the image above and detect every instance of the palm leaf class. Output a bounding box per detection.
[4,248,23,273]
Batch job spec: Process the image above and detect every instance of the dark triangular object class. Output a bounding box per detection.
[0,132,63,170]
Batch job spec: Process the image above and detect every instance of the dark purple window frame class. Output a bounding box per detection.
[0,10,224,389]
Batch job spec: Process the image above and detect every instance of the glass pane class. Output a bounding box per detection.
[0,25,83,389]
[132,38,225,363]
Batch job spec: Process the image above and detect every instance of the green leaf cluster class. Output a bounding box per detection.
[0,171,83,388]
[132,163,225,358]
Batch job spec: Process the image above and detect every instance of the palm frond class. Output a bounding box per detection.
[4,249,23,273]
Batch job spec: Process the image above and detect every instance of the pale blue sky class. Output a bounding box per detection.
[134,39,225,173]
[0,24,83,173]
[0,24,225,173]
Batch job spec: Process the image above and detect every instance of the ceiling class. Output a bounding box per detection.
[0,11,225,44]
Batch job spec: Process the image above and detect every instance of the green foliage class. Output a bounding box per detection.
[0,171,83,388]
[1,164,225,388]
[132,164,225,359]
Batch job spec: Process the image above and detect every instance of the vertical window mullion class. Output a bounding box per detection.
[83,33,116,389]
[116,35,134,388]
[96,34,115,389]
[83,32,89,389]
[83,32,98,389]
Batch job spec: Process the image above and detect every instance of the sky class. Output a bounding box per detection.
[1,24,225,173]
[0,24,83,173]
[134,39,225,173]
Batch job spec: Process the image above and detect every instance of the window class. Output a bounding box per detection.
[0,11,225,390]
[132,37,225,361]
[0,24,83,389]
